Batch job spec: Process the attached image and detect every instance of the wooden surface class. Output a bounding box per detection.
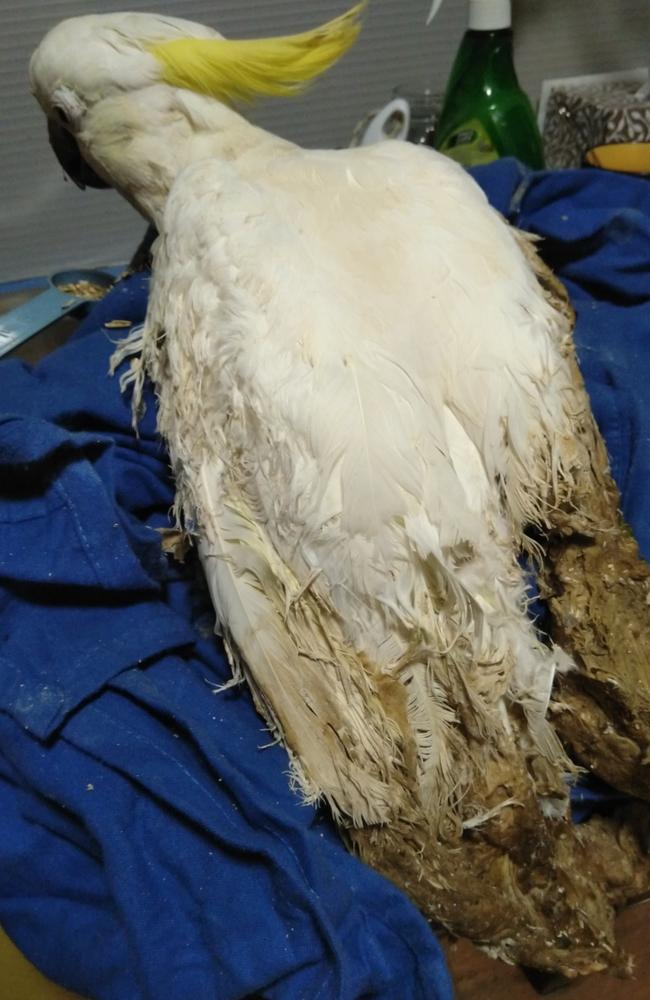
[0,927,84,1000]
[446,900,650,999]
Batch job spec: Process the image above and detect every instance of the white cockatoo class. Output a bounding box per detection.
[30,4,650,976]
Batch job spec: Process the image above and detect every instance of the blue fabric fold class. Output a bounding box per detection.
[0,277,452,999]
[1,160,648,998]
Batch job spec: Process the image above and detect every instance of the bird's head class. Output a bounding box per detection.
[29,6,365,214]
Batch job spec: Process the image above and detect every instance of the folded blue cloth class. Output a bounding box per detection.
[0,275,452,1000]
[0,160,648,999]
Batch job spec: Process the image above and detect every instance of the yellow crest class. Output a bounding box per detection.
[148,3,366,103]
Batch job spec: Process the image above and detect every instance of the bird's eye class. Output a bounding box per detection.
[54,106,70,126]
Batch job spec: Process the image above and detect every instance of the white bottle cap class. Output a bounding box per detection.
[468,0,512,31]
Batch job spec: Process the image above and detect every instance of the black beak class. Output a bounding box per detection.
[47,118,111,190]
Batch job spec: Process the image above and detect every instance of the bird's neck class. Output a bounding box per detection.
[79,86,293,225]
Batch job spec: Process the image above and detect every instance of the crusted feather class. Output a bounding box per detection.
[36,9,649,974]
[112,140,586,836]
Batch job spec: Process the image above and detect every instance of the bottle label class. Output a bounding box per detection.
[438,118,498,166]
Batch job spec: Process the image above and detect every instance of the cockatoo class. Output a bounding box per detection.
[30,4,650,977]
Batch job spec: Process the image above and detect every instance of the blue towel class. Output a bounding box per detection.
[0,276,452,1000]
[0,160,648,998]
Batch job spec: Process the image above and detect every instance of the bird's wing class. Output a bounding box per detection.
[139,143,573,825]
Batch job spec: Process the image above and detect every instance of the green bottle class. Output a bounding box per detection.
[433,0,544,169]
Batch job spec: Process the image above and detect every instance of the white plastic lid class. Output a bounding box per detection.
[468,0,511,30]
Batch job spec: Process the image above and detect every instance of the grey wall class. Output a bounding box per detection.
[1,0,648,281]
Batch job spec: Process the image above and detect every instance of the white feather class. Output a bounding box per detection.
[40,53,586,825]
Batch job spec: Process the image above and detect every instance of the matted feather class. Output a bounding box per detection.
[31,7,650,976]
[148,2,365,103]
